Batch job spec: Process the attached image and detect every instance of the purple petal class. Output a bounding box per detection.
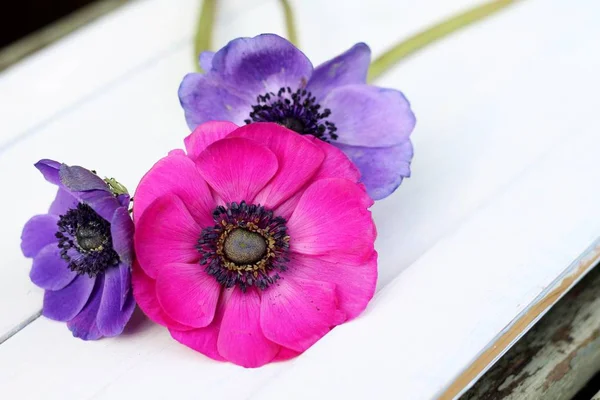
[67,277,104,340]
[59,164,109,192]
[35,163,120,221]
[117,193,130,208]
[48,188,78,216]
[110,207,134,265]
[30,244,77,290]
[21,214,59,258]
[35,159,61,185]
[43,274,96,321]
[180,35,315,130]
[73,189,121,222]
[322,84,416,147]
[210,34,313,96]
[119,263,131,310]
[179,73,251,129]
[199,51,215,72]
[58,165,120,220]
[307,43,371,101]
[335,141,414,200]
[96,266,135,337]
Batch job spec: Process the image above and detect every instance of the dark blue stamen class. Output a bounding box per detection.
[197,201,290,291]
[244,87,338,142]
[56,203,119,277]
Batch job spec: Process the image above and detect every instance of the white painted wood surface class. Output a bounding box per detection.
[1,0,599,399]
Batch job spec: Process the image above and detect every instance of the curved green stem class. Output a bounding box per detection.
[368,0,522,82]
[279,0,299,47]
[194,0,217,72]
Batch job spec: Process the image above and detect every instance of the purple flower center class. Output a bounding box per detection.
[244,87,338,142]
[197,201,290,291]
[56,203,120,277]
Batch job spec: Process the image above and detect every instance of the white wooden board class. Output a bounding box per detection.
[1,0,599,399]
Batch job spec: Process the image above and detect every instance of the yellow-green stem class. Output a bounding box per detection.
[279,0,299,47]
[367,0,522,82]
[194,0,217,72]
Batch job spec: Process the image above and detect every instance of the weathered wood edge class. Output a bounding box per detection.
[442,240,600,399]
[461,260,600,399]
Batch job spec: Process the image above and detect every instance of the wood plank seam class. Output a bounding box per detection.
[0,310,41,345]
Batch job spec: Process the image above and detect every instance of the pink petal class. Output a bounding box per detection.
[287,178,375,258]
[170,326,225,362]
[273,346,301,362]
[287,252,377,319]
[131,262,192,331]
[156,263,220,328]
[169,293,227,362]
[195,137,278,205]
[135,194,201,278]
[229,123,324,209]
[168,149,186,156]
[133,155,215,227]
[273,190,303,220]
[273,139,361,219]
[184,121,239,161]
[310,137,361,182]
[217,288,280,368]
[260,277,346,352]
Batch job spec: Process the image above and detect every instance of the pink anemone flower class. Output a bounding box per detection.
[132,122,377,367]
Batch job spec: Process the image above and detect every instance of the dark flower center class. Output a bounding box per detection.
[279,116,306,133]
[223,228,267,264]
[75,221,108,251]
[197,201,290,291]
[56,203,120,277]
[244,86,338,142]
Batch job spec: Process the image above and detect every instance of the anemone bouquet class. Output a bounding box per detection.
[20,32,415,366]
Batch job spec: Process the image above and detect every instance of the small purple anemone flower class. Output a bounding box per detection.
[21,160,135,340]
[179,34,416,200]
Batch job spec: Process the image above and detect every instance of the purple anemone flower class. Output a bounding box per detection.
[179,33,416,200]
[21,160,135,340]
